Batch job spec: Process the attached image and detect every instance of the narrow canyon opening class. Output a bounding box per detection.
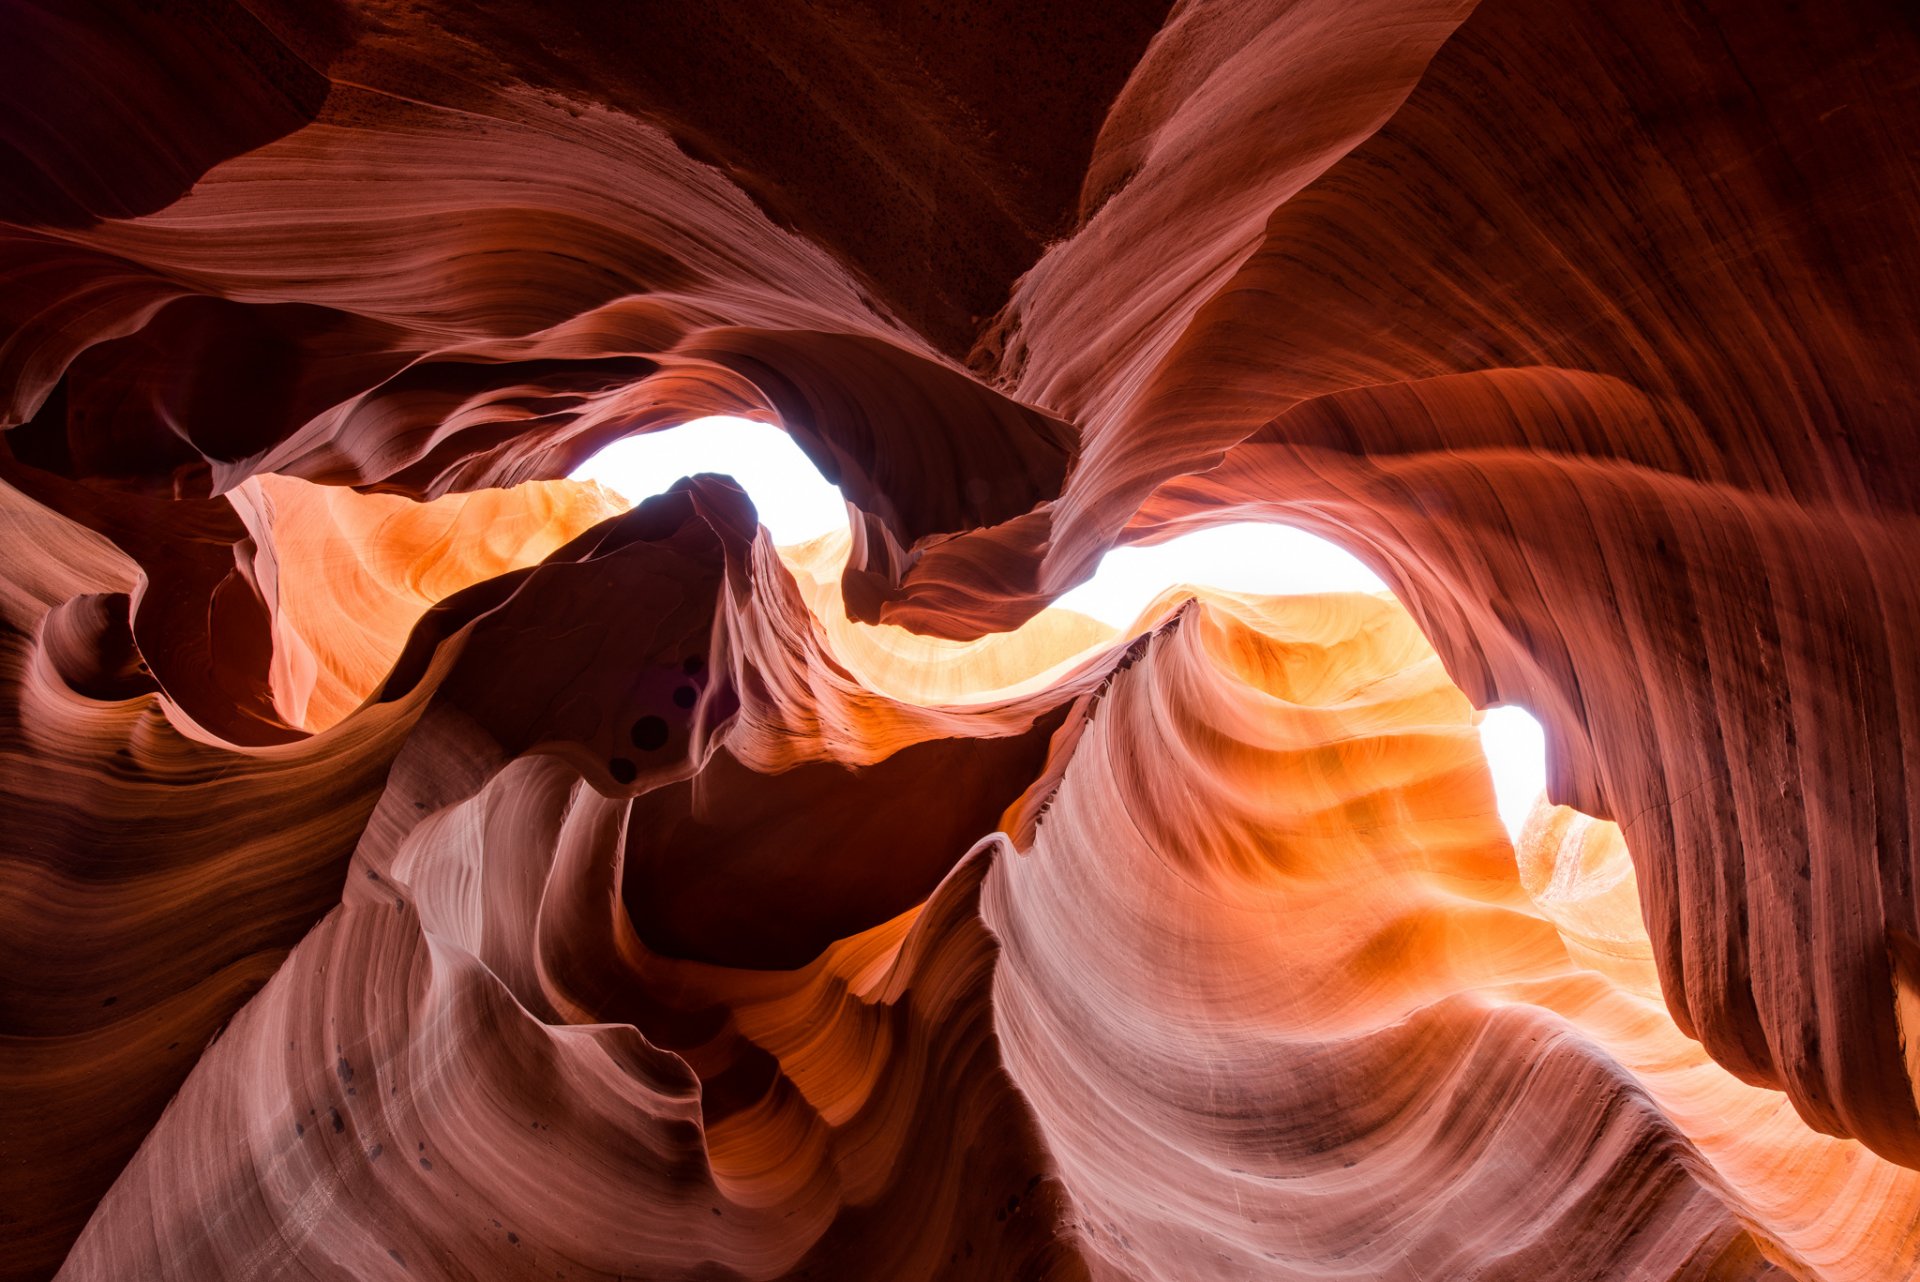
[570,415,1550,840]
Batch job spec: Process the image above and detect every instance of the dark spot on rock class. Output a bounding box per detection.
[630,716,669,751]
[672,685,696,708]
[329,1108,344,1134]
[508,1232,520,1246]
[347,1086,357,1097]
[711,1207,721,1216]
[419,1157,433,1171]
[412,801,427,810]
[296,1122,305,1137]
[683,655,704,676]
[387,1248,405,1267]
[418,1141,425,1152]
[366,869,380,881]
[337,1057,353,1084]
[101,996,116,1007]
[608,756,637,784]
[1007,1194,1020,1213]
[368,1143,382,1160]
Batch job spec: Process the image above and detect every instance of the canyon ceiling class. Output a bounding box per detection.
[2,0,1918,1278]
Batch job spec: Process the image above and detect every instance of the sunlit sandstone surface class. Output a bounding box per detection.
[3,0,1918,1278]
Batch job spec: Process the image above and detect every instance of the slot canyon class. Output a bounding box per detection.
[2,1,1918,1278]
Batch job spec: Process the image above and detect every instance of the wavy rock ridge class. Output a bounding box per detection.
[3,1,1917,1278]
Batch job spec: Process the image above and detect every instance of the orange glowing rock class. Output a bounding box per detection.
[234,473,629,730]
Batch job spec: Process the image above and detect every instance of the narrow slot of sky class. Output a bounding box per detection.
[574,416,1548,837]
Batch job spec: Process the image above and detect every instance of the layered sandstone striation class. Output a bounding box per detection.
[3,0,1917,1278]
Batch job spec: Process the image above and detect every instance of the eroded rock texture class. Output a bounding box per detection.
[2,1,1917,1278]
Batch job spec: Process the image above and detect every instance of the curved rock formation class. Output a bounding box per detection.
[3,0,1917,1278]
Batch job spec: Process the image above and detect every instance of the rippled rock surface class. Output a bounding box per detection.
[3,2,1917,1278]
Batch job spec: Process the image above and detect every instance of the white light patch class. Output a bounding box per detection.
[571,415,1549,838]
[1049,523,1386,628]
[1478,704,1548,841]
[570,416,849,546]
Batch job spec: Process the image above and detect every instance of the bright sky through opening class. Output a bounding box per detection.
[573,416,1547,837]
